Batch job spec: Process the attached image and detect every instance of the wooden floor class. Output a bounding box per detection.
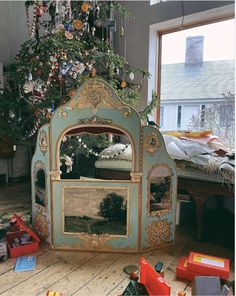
[0,182,234,296]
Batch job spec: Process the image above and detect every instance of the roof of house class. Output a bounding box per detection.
[161,60,235,102]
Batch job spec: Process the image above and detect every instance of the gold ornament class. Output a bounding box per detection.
[121,79,127,88]
[81,2,90,13]
[73,20,84,30]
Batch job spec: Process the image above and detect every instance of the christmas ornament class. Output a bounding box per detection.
[23,81,34,93]
[120,26,124,37]
[81,2,90,13]
[114,67,119,75]
[129,72,135,80]
[91,27,96,36]
[121,79,127,88]
[91,67,96,77]
[65,31,73,40]
[95,19,103,28]
[73,20,84,30]
[35,6,44,17]
[64,23,73,32]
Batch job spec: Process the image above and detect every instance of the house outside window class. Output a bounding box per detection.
[155,17,234,147]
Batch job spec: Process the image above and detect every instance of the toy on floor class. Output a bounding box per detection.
[46,290,62,296]
[192,276,222,295]
[177,252,230,281]
[122,257,170,295]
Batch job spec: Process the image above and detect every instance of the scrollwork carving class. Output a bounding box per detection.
[78,115,112,125]
[39,130,48,155]
[144,132,159,154]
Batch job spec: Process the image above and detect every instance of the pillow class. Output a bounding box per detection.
[99,143,126,159]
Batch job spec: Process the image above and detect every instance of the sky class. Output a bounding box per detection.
[161,19,235,64]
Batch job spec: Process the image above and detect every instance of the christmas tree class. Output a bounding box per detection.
[0,0,156,145]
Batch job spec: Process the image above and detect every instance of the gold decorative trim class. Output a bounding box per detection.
[122,107,132,118]
[59,109,68,119]
[130,172,142,183]
[33,206,50,240]
[69,81,131,116]
[62,186,130,244]
[39,130,48,155]
[147,163,172,218]
[78,115,112,125]
[144,131,159,154]
[146,220,170,247]
[49,170,60,180]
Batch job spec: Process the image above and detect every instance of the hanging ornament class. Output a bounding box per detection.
[34,79,45,93]
[121,79,127,88]
[114,67,119,75]
[95,19,103,28]
[75,62,86,74]
[73,20,84,30]
[81,2,90,13]
[65,31,73,40]
[35,5,44,17]
[34,109,41,118]
[129,72,135,81]
[64,23,73,31]
[28,72,33,81]
[91,67,96,78]
[23,81,34,93]
[120,26,124,37]
[91,27,96,36]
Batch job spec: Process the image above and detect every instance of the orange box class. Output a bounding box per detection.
[6,214,40,258]
[176,256,202,281]
[187,252,230,280]
[139,257,171,295]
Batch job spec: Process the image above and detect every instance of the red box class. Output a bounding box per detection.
[6,214,40,258]
[187,252,230,280]
[139,257,171,296]
[176,256,202,281]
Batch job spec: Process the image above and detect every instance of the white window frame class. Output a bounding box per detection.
[147,4,234,122]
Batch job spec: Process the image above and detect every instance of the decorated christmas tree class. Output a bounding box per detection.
[0,0,156,145]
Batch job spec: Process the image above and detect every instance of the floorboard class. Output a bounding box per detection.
[0,181,234,296]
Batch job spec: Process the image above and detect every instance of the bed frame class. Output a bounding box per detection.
[31,78,177,253]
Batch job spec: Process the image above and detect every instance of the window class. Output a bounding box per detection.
[156,17,234,147]
[177,106,182,129]
[159,106,164,127]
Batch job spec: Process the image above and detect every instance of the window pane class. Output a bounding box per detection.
[159,19,235,148]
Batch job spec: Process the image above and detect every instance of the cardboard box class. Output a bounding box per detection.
[6,214,40,258]
[187,252,230,280]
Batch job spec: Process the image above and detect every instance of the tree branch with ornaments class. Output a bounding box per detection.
[0,0,153,144]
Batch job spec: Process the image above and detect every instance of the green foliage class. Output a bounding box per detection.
[139,90,159,120]
[0,1,151,144]
[99,192,127,222]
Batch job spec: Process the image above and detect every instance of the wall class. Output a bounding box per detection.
[0,1,28,66]
[113,1,234,108]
